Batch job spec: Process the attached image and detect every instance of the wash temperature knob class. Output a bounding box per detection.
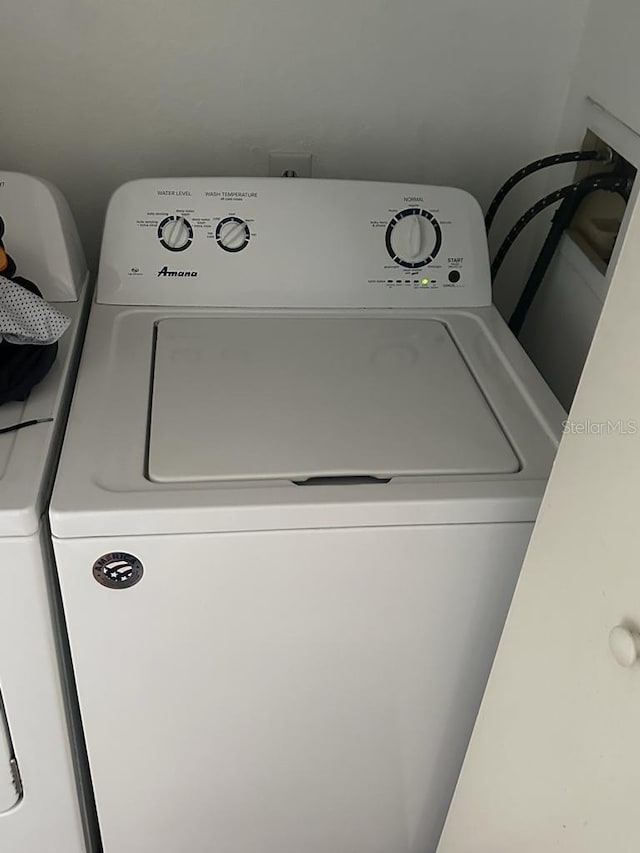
[217,219,247,250]
[215,217,250,253]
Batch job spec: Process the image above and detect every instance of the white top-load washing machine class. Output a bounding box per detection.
[51,178,563,853]
[0,172,92,851]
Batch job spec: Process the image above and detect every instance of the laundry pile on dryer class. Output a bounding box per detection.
[0,216,70,409]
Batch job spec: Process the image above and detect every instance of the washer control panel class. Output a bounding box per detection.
[98,179,490,307]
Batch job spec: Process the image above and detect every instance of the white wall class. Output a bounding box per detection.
[520,0,640,408]
[1,0,589,270]
[559,0,640,144]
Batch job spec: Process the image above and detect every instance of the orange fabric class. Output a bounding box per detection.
[0,247,7,273]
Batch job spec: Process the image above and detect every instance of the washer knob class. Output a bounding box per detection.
[216,217,250,253]
[609,625,640,667]
[385,209,442,268]
[158,216,193,252]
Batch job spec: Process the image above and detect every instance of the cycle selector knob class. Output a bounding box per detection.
[385,209,442,268]
[157,216,193,252]
[216,217,250,253]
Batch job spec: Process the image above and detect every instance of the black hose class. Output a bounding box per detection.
[491,172,629,283]
[508,173,630,336]
[485,149,609,232]
[0,417,53,435]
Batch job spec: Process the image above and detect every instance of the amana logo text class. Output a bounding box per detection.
[157,266,198,277]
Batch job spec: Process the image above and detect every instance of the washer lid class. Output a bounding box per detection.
[148,317,519,483]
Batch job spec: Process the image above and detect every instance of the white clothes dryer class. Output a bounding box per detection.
[51,178,563,853]
[0,172,92,852]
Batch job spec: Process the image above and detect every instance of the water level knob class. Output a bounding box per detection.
[158,216,193,252]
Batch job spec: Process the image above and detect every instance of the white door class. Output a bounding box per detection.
[437,186,640,850]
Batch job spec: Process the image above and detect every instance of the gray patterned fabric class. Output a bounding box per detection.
[0,275,70,345]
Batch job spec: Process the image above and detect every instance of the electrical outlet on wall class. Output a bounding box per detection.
[268,152,313,178]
